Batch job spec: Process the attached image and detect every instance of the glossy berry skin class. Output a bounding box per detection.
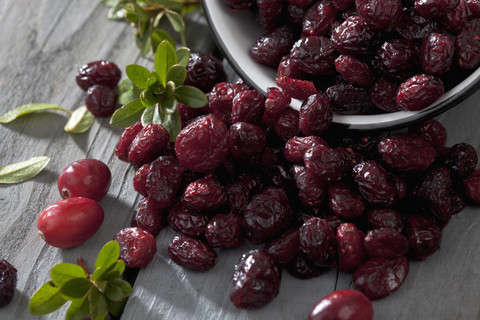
[114,227,157,268]
[274,108,300,141]
[228,122,266,163]
[364,228,409,258]
[352,161,397,207]
[445,143,478,178]
[328,184,365,219]
[286,252,326,279]
[265,87,291,118]
[128,123,170,167]
[168,235,218,271]
[396,74,444,111]
[277,55,305,79]
[76,60,121,91]
[415,0,460,19]
[251,26,295,67]
[85,85,117,117]
[406,215,442,259]
[367,209,404,232]
[290,36,337,75]
[133,163,150,197]
[175,114,228,172]
[207,82,236,125]
[353,256,409,300]
[284,136,329,163]
[205,214,243,248]
[299,93,333,136]
[326,83,373,114]
[276,76,318,100]
[334,55,374,87]
[299,217,337,268]
[182,176,226,211]
[168,202,209,238]
[375,39,419,81]
[463,169,480,204]
[304,145,343,182]
[356,0,402,29]
[302,1,338,37]
[370,78,401,112]
[0,259,17,307]
[308,290,373,320]
[256,0,283,30]
[420,33,454,75]
[57,159,111,201]
[232,90,265,124]
[145,156,184,208]
[185,53,226,93]
[230,250,281,309]
[336,223,366,273]
[264,228,300,265]
[115,121,143,162]
[396,8,440,40]
[410,119,447,149]
[331,16,378,55]
[441,0,470,32]
[131,197,167,237]
[38,197,104,248]
[291,165,326,207]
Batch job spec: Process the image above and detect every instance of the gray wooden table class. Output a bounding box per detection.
[0,0,479,319]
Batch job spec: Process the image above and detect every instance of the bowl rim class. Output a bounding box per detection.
[201,0,480,130]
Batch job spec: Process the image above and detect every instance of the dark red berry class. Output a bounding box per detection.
[396,74,444,111]
[445,143,478,178]
[335,55,374,87]
[467,0,480,16]
[182,176,226,211]
[291,165,326,207]
[302,1,338,37]
[207,82,235,125]
[415,0,460,19]
[76,60,121,91]
[284,136,329,163]
[256,0,283,30]
[131,197,167,237]
[114,227,156,268]
[352,161,397,206]
[277,55,305,79]
[356,0,402,29]
[463,169,480,203]
[370,78,401,112]
[364,228,409,258]
[167,202,209,238]
[299,93,333,136]
[264,228,300,265]
[274,108,300,141]
[308,290,373,320]
[276,76,318,100]
[251,26,295,67]
[290,36,337,75]
[168,235,217,271]
[205,213,243,248]
[128,123,170,167]
[441,0,470,32]
[456,18,480,69]
[133,163,150,197]
[178,103,200,128]
[326,83,373,114]
[288,0,315,8]
[396,8,440,40]
[145,156,183,208]
[265,87,291,118]
[304,145,343,182]
[299,217,337,268]
[286,252,327,279]
[115,121,143,162]
[336,223,366,273]
[0,259,17,307]
[375,39,419,81]
[328,183,365,219]
[185,53,226,93]
[334,147,364,175]
[331,15,378,55]
[226,175,255,214]
[232,90,265,124]
[222,0,254,10]
[420,33,454,75]
[410,119,447,149]
[332,0,355,10]
[227,122,266,163]
[405,215,442,259]
[367,209,404,232]
[85,85,117,117]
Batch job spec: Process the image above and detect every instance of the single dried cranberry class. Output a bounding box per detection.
[228,122,266,163]
[205,213,243,248]
[276,76,318,100]
[168,235,217,271]
[232,90,265,124]
[364,228,409,258]
[277,55,305,79]
[85,85,117,117]
[331,15,378,55]
[0,259,17,307]
[396,8,440,40]
[410,119,447,149]
[182,176,226,211]
[299,217,337,268]
[286,4,307,25]
[326,83,373,114]
[284,136,329,163]
[76,60,121,91]
[415,0,460,19]
[328,184,365,219]
[114,227,157,268]
[223,0,254,10]
[370,78,401,112]
[456,18,480,69]
[335,55,374,87]
[336,223,366,273]
[445,143,478,178]
[226,175,255,213]
[185,53,226,93]
[175,114,228,172]
[332,0,355,10]
[256,0,283,30]
[467,0,480,16]
[353,256,409,300]
[334,147,364,175]
[375,39,419,80]
[463,169,480,203]
[396,74,444,111]
[178,103,199,128]
[251,26,295,67]
[274,108,300,141]
[133,163,150,196]
[131,197,166,236]
[291,165,326,206]
[115,121,143,162]
[441,0,470,32]
[356,0,402,29]
[299,93,332,136]
[285,252,326,279]
[420,33,454,75]
[128,123,170,167]
[244,188,293,244]
[145,156,183,208]
[352,161,397,206]
[264,228,301,265]
[405,215,442,259]
[367,209,404,232]
[302,1,338,37]
[167,202,209,238]
[207,82,235,124]
[308,290,373,320]
[304,145,343,182]
[230,250,282,309]
[265,87,291,118]
[290,36,337,75]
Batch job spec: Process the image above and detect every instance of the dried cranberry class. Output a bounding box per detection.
[145,156,183,208]
[301,1,338,37]
[420,33,454,75]
[367,209,404,232]
[128,123,170,167]
[299,93,333,136]
[251,26,295,67]
[456,18,480,69]
[332,0,355,10]
[133,163,150,196]
[356,0,402,29]
[396,8,440,40]
[167,202,209,238]
[185,53,226,93]
[326,83,373,114]
[328,183,365,219]
[226,175,255,213]
[85,85,117,117]
[168,235,217,271]
[76,60,121,91]
[182,176,226,211]
[441,0,470,32]
[285,252,326,278]
[299,217,337,268]
[256,0,283,30]
[364,228,409,258]
[115,121,143,162]
[207,82,235,124]
[308,290,373,320]
[410,119,447,149]
[274,108,300,141]
[370,78,401,112]
[415,0,460,19]
[396,74,444,111]
[335,55,374,87]
[227,122,266,163]
[114,227,157,268]
[353,256,409,300]
[175,114,228,172]
[205,214,243,248]
[131,197,166,236]
[291,165,326,206]
[178,103,199,128]
[352,161,397,206]
[231,250,281,309]
[463,169,480,203]
[244,188,293,244]
[334,147,364,175]
[445,143,478,178]
[277,55,306,79]
[276,76,318,100]
[375,39,419,80]
[0,259,17,307]
[336,223,366,273]
[288,0,315,8]
[264,228,301,265]
[232,90,265,124]
[405,215,442,259]
[284,136,329,163]
[286,4,307,25]
[467,0,480,16]
[304,145,343,182]
[290,36,337,75]
[265,87,291,118]
[331,15,378,55]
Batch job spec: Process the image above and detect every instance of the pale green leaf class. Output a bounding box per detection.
[117,78,142,105]
[64,106,95,133]
[165,10,185,32]
[0,103,70,123]
[50,263,86,288]
[0,156,50,184]
[154,40,177,86]
[175,47,190,67]
[28,282,67,315]
[65,295,90,320]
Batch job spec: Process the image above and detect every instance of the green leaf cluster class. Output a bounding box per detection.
[110,40,207,141]
[29,241,131,320]
[102,0,200,54]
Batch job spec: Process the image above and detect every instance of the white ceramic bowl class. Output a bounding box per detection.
[202,0,480,130]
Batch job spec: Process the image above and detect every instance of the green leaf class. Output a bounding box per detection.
[100,261,125,281]
[141,104,161,126]
[110,279,132,297]
[106,298,127,318]
[166,64,187,86]
[65,295,90,320]
[155,40,177,86]
[60,278,92,300]
[110,99,145,128]
[161,95,177,114]
[126,64,151,89]
[151,29,175,53]
[176,47,190,67]
[0,103,70,123]
[101,0,119,7]
[140,89,161,108]
[136,30,152,56]
[174,85,208,108]
[165,10,185,32]
[133,3,149,22]
[89,288,108,320]
[64,106,95,134]
[0,156,50,184]
[95,241,120,270]
[160,110,181,142]
[28,281,67,315]
[117,78,142,105]
[50,263,86,288]
[105,284,125,302]
[152,11,165,29]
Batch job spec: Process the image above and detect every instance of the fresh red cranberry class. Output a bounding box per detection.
[396,74,444,111]
[367,209,404,232]
[290,36,337,75]
[230,250,282,309]
[302,1,338,37]
[168,235,217,271]
[328,184,365,219]
[76,60,121,91]
[167,202,209,238]
[265,87,291,118]
[291,165,326,207]
[205,213,243,248]
[364,228,409,258]
[336,223,366,273]
[462,169,480,203]
[264,228,300,265]
[304,145,343,182]
[277,55,305,79]
[274,108,300,141]
[128,123,170,167]
[356,0,402,29]
[182,176,226,211]
[38,197,104,248]
[85,85,117,117]
[175,114,228,172]
[420,33,454,75]
[232,90,265,124]
[256,0,283,30]
[227,122,266,163]
[299,217,337,268]
[308,290,373,320]
[244,188,293,244]
[445,143,478,178]
[57,159,111,202]
[222,0,254,9]
[375,39,419,81]
[409,119,447,149]
[144,156,183,208]
[331,15,378,55]
[284,136,329,163]
[326,83,373,114]
[0,259,17,307]
[370,78,401,112]
[405,215,442,259]
[335,55,374,87]
[276,76,318,100]
[456,19,480,69]
[115,121,143,162]
[352,161,397,207]
[299,93,333,136]
[114,227,157,268]
[131,197,167,236]
[251,26,295,67]
[353,256,409,300]
[415,0,460,19]
[185,53,226,93]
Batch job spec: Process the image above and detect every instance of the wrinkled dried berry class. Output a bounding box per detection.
[128,124,170,167]
[115,121,143,162]
[405,215,442,259]
[335,55,374,87]
[331,15,378,55]
[207,82,235,124]
[467,0,480,15]
[299,93,333,136]
[364,228,409,258]
[336,223,366,273]
[76,60,121,91]
[352,161,397,206]
[375,39,419,80]
[131,197,167,236]
[274,108,300,141]
[370,78,401,112]
[304,145,343,182]
[144,156,183,208]
[334,147,364,175]
[251,26,295,67]
[328,184,365,219]
[420,33,454,75]
[232,90,265,124]
[396,74,444,111]
[415,0,460,19]
[185,53,226,93]
[256,0,283,30]
[182,176,226,211]
[302,1,338,37]
[290,36,337,75]
[205,213,243,248]
[299,217,337,268]
[410,119,447,149]
[226,175,255,213]
[463,169,480,203]
[456,19,480,68]
[276,76,318,100]
[264,228,301,265]
[114,227,157,268]
[284,136,329,163]
[326,83,373,114]
[228,122,266,163]
[356,0,402,29]
[265,87,291,118]
[367,209,404,232]
[286,252,326,279]
[396,8,440,40]
[168,235,217,271]
[442,0,470,32]
[288,0,315,8]
[291,165,326,206]
[168,202,209,238]
[85,85,117,117]
[277,55,305,79]
[287,4,307,25]
[445,143,478,178]
[0,259,17,307]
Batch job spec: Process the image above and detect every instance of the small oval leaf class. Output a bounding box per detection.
[105,284,125,302]
[176,47,191,67]
[64,106,95,133]
[110,279,132,297]
[152,29,175,53]
[0,156,50,184]
[60,278,92,300]
[51,263,86,288]
[65,295,89,320]
[110,99,145,128]
[28,281,67,315]
[165,10,185,32]
[89,289,108,320]
[0,103,70,123]
[126,64,151,89]
[166,64,187,87]
[174,85,208,108]
[95,241,120,270]
[155,40,177,86]
[160,111,181,142]
[117,78,142,105]
[106,298,127,318]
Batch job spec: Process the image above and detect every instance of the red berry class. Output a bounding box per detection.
[396,74,444,111]
[299,217,337,268]
[336,223,366,273]
[0,259,17,307]
[205,213,244,248]
[284,136,329,163]
[128,123,170,167]
[185,53,226,93]
[364,228,409,258]
[264,228,301,265]
[308,290,373,320]
[115,121,143,162]
[463,169,480,204]
[168,235,218,271]
[299,93,333,136]
[114,227,157,268]
[182,176,226,211]
[76,60,121,91]
[130,197,167,237]
[85,85,117,117]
